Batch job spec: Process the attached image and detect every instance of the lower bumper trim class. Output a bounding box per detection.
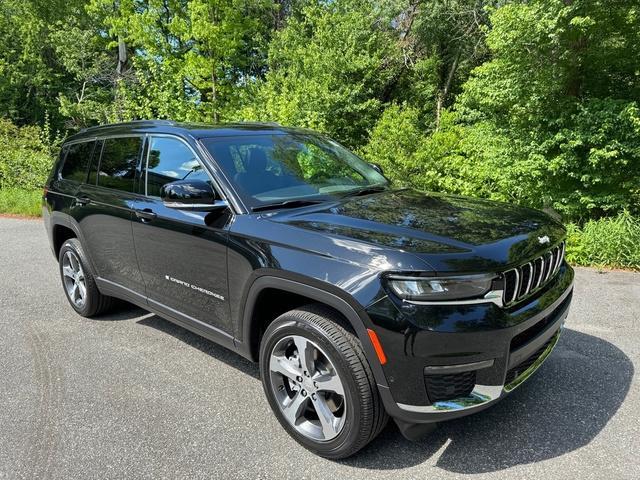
[396,328,562,414]
[423,358,495,375]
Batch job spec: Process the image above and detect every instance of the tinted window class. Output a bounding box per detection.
[97,137,142,192]
[145,137,210,197]
[60,141,95,183]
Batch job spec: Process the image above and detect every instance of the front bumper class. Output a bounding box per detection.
[366,263,574,424]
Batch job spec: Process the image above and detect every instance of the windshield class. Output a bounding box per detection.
[200,133,388,209]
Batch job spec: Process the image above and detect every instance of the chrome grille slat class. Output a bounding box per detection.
[524,262,534,295]
[543,253,553,283]
[511,268,520,304]
[550,248,557,274]
[534,257,544,289]
[502,241,565,306]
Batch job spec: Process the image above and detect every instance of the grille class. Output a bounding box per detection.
[510,293,572,351]
[504,335,555,385]
[425,371,476,403]
[502,241,565,306]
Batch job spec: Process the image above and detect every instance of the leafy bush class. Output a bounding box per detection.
[237,2,399,148]
[0,188,42,217]
[566,211,640,271]
[359,104,424,184]
[0,118,59,190]
[452,0,640,220]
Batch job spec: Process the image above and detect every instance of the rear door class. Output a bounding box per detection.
[76,136,146,297]
[130,135,232,335]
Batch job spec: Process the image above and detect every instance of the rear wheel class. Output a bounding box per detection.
[58,238,114,317]
[259,305,388,459]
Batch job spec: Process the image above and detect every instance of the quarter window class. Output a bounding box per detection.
[96,137,142,192]
[60,141,95,183]
[145,137,211,197]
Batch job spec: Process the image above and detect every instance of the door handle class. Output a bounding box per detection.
[135,208,157,222]
[75,196,91,206]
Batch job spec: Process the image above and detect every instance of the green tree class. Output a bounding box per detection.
[443,0,640,220]
[89,0,276,123]
[237,0,401,147]
[0,0,87,127]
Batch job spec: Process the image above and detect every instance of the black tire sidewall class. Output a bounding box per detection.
[260,314,366,457]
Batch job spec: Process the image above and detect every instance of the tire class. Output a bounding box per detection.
[259,304,388,459]
[58,238,115,317]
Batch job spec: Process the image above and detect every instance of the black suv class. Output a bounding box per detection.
[43,120,574,458]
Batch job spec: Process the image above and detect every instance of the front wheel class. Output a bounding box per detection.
[259,305,388,459]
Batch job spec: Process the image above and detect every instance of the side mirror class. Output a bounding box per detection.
[160,179,228,211]
[369,162,384,176]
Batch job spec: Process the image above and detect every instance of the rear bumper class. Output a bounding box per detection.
[367,263,574,424]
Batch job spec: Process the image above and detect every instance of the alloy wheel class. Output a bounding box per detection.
[62,250,87,308]
[269,335,347,442]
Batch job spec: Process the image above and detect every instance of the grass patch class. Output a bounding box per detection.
[566,210,640,271]
[0,188,42,217]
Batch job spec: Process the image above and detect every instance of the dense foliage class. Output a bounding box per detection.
[566,210,640,270]
[0,118,59,190]
[0,0,638,266]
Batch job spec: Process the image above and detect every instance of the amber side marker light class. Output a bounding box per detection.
[367,328,387,365]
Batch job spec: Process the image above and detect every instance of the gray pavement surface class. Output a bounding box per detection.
[0,217,638,479]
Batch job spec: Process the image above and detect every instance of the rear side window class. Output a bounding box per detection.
[96,137,142,192]
[60,141,95,183]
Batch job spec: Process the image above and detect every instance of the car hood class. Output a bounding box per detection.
[267,189,566,273]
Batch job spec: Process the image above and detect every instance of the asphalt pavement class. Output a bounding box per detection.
[1,217,638,479]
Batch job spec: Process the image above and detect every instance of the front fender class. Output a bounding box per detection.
[235,272,391,393]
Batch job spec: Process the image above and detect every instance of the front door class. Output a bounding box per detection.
[130,135,232,335]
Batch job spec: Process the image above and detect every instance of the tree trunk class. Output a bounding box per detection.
[436,50,460,129]
[211,67,218,123]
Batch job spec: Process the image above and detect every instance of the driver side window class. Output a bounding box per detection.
[145,136,211,197]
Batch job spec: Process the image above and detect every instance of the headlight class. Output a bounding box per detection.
[385,274,495,302]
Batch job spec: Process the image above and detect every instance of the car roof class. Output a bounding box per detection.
[64,120,316,143]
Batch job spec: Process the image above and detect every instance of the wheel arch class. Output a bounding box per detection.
[48,213,99,276]
[52,223,77,258]
[237,274,390,390]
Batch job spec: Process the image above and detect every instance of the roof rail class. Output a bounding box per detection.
[77,119,176,135]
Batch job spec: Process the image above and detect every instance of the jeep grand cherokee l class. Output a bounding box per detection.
[43,120,574,458]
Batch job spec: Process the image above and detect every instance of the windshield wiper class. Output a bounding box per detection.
[252,199,326,212]
[341,185,387,198]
